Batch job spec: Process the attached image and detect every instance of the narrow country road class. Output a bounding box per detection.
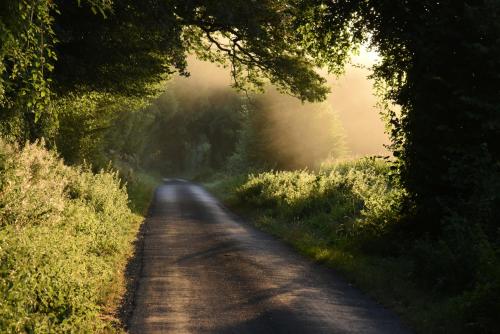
[128,180,410,334]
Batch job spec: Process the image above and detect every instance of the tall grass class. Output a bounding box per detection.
[0,140,141,333]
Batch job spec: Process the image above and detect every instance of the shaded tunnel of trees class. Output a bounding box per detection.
[1,0,499,332]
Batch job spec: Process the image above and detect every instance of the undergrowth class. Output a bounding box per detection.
[111,160,159,216]
[0,140,143,333]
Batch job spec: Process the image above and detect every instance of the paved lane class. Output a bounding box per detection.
[128,180,410,333]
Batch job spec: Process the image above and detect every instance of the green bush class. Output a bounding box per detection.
[0,139,140,333]
[235,158,406,239]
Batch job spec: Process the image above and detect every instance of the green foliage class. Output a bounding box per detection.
[53,0,329,100]
[53,0,179,98]
[138,86,246,175]
[0,0,56,113]
[182,0,329,101]
[0,139,139,333]
[0,0,57,141]
[112,160,159,216]
[0,0,112,140]
[235,158,405,241]
[54,90,149,167]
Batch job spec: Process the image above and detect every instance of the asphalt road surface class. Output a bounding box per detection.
[128,180,410,334]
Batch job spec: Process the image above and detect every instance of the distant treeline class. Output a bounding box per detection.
[55,80,347,178]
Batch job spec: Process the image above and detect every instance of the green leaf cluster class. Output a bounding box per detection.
[0,139,139,332]
[235,158,405,238]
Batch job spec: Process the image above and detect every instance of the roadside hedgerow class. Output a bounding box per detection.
[0,139,140,333]
[235,158,406,239]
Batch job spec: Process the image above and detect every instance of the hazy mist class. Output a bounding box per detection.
[245,90,347,169]
[170,52,390,164]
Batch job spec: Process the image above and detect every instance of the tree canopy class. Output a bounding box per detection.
[1,0,328,141]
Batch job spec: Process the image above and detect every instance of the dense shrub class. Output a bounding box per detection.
[235,158,405,239]
[0,139,139,333]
